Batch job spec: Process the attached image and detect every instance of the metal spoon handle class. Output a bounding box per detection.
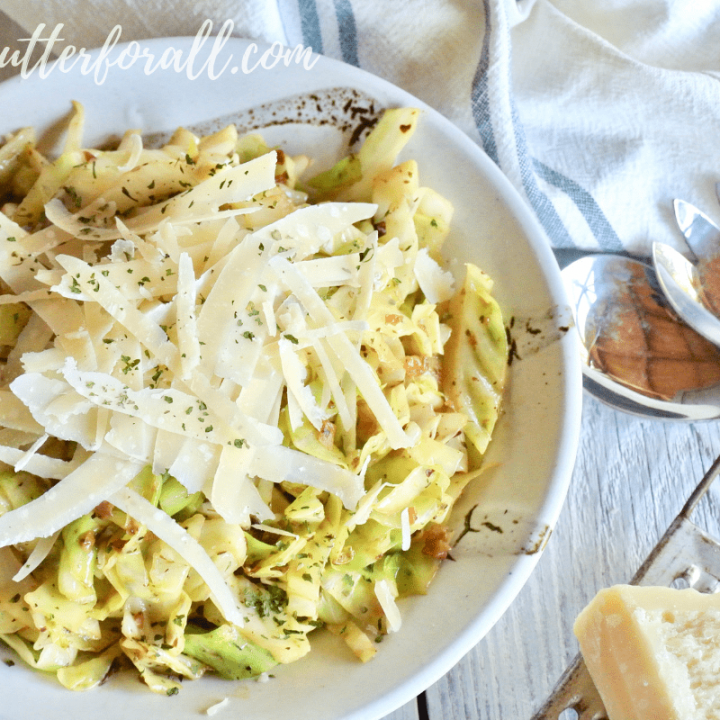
[652,240,720,348]
[674,198,720,262]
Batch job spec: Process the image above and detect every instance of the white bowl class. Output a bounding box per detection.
[0,37,582,720]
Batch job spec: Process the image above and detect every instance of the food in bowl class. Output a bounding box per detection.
[0,103,507,694]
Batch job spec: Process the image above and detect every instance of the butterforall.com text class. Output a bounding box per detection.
[0,20,319,86]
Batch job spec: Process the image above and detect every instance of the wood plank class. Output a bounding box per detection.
[381,697,421,720]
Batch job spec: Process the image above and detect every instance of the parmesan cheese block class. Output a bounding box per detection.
[574,584,720,720]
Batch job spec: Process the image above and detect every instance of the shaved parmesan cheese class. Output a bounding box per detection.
[12,530,61,582]
[211,444,272,524]
[249,445,364,510]
[340,373,358,454]
[175,252,200,380]
[168,436,221,495]
[18,349,64,375]
[204,217,242,270]
[110,238,135,262]
[296,255,361,288]
[152,428,185,475]
[0,289,55,305]
[253,202,377,260]
[91,406,110,451]
[55,328,97,372]
[206,698,230,717]
[285,387,304,433]
[60,256,179,301]
[0,444,75,480]
[153,219,181,262]
[310,339,352,431]
[414,247,455,303]
[0,236,40,292]
[0,212,27,242]
[300,320,369,344]
[173,153,277,211]
[13,433,48,472]
[270,256,411,450]
[10,373,99,448]
[196,234,270,382]
[110,486,245,627]
[353,231,378,323]
[61,362,232,447]
[348,480,387,530]
[235,367,284,426]
[54,255,179,369]
[27,297,85,339]
[115,218,165,263]
[105,413,157,463]
[375,579,402,633]
[261,298,277,336]
[0,391,44,433]
[251,524,298,538]
[400,507,411,551]
[0,454,143,545]
[279,338,328,431]
[184,372,283,447]
[374,237,404,290]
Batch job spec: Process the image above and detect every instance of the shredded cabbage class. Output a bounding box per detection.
[0,103,508,693]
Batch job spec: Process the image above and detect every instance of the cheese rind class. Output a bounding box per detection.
[574,584,720,720]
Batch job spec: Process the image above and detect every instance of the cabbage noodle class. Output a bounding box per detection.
[0,104,507,694]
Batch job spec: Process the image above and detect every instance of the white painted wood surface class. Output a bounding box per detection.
[383,394,720,720]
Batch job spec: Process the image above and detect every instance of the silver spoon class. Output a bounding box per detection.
[652,241,720,347]
[560,253,720,420]
[648,200,720,347]
[675,198,720,260]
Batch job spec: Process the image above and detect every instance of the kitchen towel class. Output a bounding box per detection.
[3,0,720,254]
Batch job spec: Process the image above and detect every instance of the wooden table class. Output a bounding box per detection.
[385,394,720,720]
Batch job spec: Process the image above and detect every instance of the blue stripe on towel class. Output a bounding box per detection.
[333,0,360,66]
[470,1,499,164]
[472,0,575,248]
[532,159,623,251]
[298,0,324,54]
[510,103,577,248]
[471,68,500,166]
